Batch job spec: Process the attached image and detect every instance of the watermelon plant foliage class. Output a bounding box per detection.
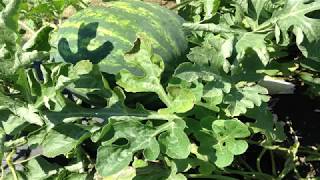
[0,0,320,179]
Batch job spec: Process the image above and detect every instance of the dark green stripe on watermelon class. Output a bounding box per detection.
[50,0,188,75]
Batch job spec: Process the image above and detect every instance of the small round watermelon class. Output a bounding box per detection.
[50,0,188,75]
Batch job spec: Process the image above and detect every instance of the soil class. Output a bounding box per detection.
[144,0,176,8]
[86,0,176,8]
[272,88,320,147]
[271,87,320,178]
[238,85,320,179]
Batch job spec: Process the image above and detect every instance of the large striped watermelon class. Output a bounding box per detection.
[50,0,188,75]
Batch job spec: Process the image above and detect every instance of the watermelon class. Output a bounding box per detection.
[50,0,188,75]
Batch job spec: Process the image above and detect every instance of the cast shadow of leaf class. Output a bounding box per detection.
[58,22,114,64]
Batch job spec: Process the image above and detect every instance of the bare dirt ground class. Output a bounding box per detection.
[139,0,176,8]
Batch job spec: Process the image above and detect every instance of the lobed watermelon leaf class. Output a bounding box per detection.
[4,0,320,179]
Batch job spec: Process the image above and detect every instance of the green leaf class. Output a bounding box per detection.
[25,157,60,180]
[0,128,5,163]
[159,87,196,114]
[299,72,320,96]
[167,174,187,180]
[174,62,216,82]
[96,119,189,176]
[30,60,113,111]
[186,117,252,168]
[27,128,47,148]
[132,159,148,168]
[159,119,191,159]
[66,60,114,106]
[12,105,44,126]
[115,36,174,106]
[186,118,219,165]
[133,163,170,180]
[0,91,44,126]
[96,145,133,177]
[0,0,21,32]
[64,173,88,180]
[174,62,231,112]
[103,166,136,180]
[91,121,113,143]
[175,60,267,117]
[41,124,90,157]
[224,83,270,117]
[30,63,70,111]
[248,0,269,22]
[22,25,53,51]
[199,80,231,112]
[188,144,215,175]
[96,120,166,176]
[203,0,221,20]
[204,0,220,19]
[0,2,3,11]
[231,50,265,82]
[16,68,34,103]
[2,114,28,135]
[143,138,160,161]
[0,30,18,78]
[117,35,195,113]
[0,0,22,78]
[165,157,187,180]
[187,34,232,74]
[236,32,269,65]
[211,119,251,167]
[116,36,164,95]
[272,0,320,58]
[300,58,320,72]
[246,104,286,143]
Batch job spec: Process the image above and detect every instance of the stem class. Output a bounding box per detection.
[277,141,300,179]
[253,19,274,33]
[13,154,41,165]
[238,157,255,172]
[186,174,238,180]
[4,137,27,149]
[224,168,275,180]
[0,166,4,180]
[247,140,290,152]
[45,104,180,122]
[277,157,293,179]
[153,121,175,136]
[257,148,267,173]
[155,86,172,108]
[299,148,320,157]
[294,167,302,179]
[79,0,88,8]
[183,23,242,34]
[6,150,18,180]
[270,150,277,176]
